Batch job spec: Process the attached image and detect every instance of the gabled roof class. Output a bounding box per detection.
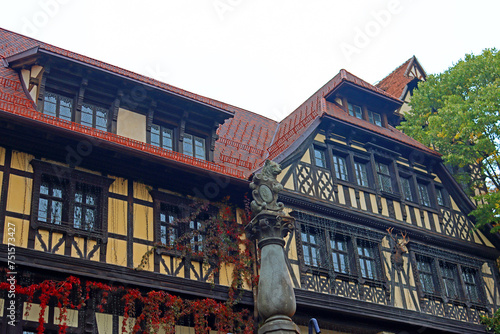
[376,56,427,99]
[0,27,439,180]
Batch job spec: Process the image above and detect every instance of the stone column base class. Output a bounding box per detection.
[258,315,301,334]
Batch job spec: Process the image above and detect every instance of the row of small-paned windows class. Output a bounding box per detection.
[415,255,482,303]
[313,146,447,208]
[301,227,381,281]
[150,125,206,160]
[43,92,109,131]
[42,92,207,160]
[299,226,485,304]
[35,174,207,247]
[37,176,100,232]
[348,103,382,127]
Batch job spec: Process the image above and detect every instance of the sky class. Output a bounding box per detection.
[1,0,499,121]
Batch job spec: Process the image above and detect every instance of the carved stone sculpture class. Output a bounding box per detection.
[246,160,300,334]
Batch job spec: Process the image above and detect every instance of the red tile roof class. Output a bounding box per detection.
[376,56,421,99]
[0,28,439,180]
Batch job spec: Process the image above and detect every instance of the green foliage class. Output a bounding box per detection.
[481,308,500,333]
[398,49,500,231]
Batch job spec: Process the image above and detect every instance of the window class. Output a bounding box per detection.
[73,184,100,231]
[301,228,322,267]
[436,187,445,206]
[81,103,108,131]
[38,176,64,225]
[330,235,350,274]
[188,220,204,252]
[357,240,379,280]
[418,182,431,206]
[376,162,392,192]
[32,160,113,235]
[348,103,363,119]
[43,92,73,121]
[400,177,413,201]
[462,267,481,303]
[440,262,460,299]
[332,155,348,181]
[151,125,174,150]
[368,110,382,126]
[354,161,369,187]
[159,204,180,246]
[416,255,436,294]
[313,147,327,168]
[183,133,206,160]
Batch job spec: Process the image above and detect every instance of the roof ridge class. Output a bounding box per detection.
[375,56,413,87]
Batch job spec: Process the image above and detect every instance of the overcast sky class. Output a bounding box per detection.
[1,0,499,121]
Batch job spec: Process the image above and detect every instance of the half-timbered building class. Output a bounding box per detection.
[0,28,499,334]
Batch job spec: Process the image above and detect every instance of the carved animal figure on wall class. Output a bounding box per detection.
[387,227,410,270]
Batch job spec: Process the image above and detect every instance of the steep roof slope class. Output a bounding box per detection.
[376,56,427,99]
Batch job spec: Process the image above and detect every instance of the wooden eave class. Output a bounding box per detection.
[6,48,234,123]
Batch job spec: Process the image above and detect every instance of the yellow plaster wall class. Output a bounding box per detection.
[380,197,389,216]
[23,303,48,322]
[301,149,311,164]
[54,308,79,327]
[133,204,153,241]
[219,263,234,287]
[337,185,345,205]
[72,237,97,260]
[3,217,29,248]
[134,181,152,202]
[6,175,32,215]
[0,146,5,165]
[359,191,367,211]
[349,188,357,208]
[10,151,34,172]
[96,312,113,334]
[394,201,403,221]
[133,243,153,271]
[433,214,442,233]
[119,316,136,334]
[34,229,50,252]
[109,176,128,196]
[413,208,423,227]
[276,165,290,183]
[117,108,146,142]
[51,232,65,255]
[160,255,184,277]
[107,238,127,266]
[0,298,3,317]
[108,198,127,235]
[314,133,326,143]
[369,194,378,214]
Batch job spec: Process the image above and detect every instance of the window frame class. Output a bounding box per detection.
[182,133,207,160]
[331,153,349,182]
[149,123,175,151]
[400,175,414,202]
[368,110,382,126]
[30,160,113,238]
[353,159,370,188]
[417,181,432,207]
[80,102,110,131]
[42,91,74,121]
[376,161,393,193]
[313,146,327,169]
[348,102,363,120]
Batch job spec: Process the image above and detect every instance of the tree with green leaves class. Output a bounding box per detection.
[398,48,500,232]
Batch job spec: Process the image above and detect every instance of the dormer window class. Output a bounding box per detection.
[43,92,73,121]
[183,133,206,160]
[151,124,174,150]
[348,103,363,120]
[368,110,382,126]
[81,103,109,131]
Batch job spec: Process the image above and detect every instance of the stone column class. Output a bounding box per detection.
[246,160,300,334]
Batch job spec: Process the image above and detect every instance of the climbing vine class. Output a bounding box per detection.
[0,199,258,333]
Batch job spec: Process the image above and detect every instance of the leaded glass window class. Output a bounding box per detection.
[436,187,445,206]
[81,103,108,131]
[376,162,392,192]
[38,178,64,225]
[43,92,73,121]
[462,267,481,303]
[416,255,436,294]
[418,183,431,207]
[151,125,174,150]
[314,148,326,168]
[189,220,204,252]
[159,204,179,246]
[74,184,99,231]
[301,228,322,267]
[401,177,413,201]
[368,110,382,126]
[357,240,379,280]
[354,161,369,187]
[348,103,363,119]
[183,133,206,160]
[440,262,460,299]
[332,155,348,181]
[330,235,350,274]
